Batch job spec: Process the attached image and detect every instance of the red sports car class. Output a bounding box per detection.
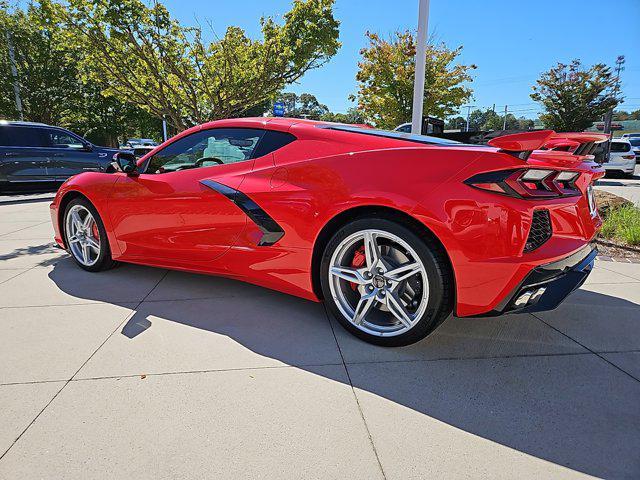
[50,118,607,346]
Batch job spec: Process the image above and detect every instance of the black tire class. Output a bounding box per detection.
[320,217,453,347]
[63,197,118,272]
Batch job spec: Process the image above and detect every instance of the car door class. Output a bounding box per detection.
[0,126,51,184]
[108,127,266,264]
[42,128,101,180]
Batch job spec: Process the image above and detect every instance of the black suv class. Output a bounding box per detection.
[0,121,121,192]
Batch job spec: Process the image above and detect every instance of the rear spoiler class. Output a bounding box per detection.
[487,130,610,160]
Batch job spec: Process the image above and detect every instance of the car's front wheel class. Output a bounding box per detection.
[320,217,453,347]
[63,198,117,272]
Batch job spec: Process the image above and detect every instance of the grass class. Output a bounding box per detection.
[600,204,640,246]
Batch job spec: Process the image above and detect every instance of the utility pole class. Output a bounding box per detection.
[6,31,24,121]
[411,0,430,135]
[502,105,508,130]
[464,105,474,132]
[603,55,625,162]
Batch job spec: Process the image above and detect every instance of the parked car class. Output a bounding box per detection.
[50,118,605,346]
[125,138,158,148]
[628,138,640,163]
[620,133,640,139]
[0,121,120,192]
[128,145,156,159]
[603,139,636,177]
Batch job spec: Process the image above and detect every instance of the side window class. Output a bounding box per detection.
[47,129,85,149]
[610,142,631,153]
[252,130,296,158]
[145,128,265,174]
[0,126,49,147]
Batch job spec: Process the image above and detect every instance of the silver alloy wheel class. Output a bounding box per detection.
[328,229,429,337]
[65,204,101,267]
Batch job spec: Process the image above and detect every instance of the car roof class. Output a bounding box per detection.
[0,120,49,127]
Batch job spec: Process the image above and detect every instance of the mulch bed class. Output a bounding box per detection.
[595,239,640,263]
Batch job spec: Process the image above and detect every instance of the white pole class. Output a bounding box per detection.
[465,105,474,132]
[502,105,508,130]
[411,0,430,135]
[6,31,23,121]
[162,117,168,142]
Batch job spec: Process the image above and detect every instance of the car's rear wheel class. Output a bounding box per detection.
[320,218,453,347]
[64,198,117,272]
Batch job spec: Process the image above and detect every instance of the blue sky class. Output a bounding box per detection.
[164,0,640,119]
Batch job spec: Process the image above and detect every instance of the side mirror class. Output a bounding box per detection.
[114,152,139,175]
[82,143,93,152]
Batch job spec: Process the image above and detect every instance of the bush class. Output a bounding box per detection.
[600,204,640,246]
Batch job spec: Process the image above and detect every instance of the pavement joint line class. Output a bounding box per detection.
[585,281,640,285]
[530,312,640,383]
[138,294,274,303]
[6,349,640,388]
[595,265,640,282]
[323,303,388,480]
[64,363,347,383]
[0,269,170,462]
[0,221,51,239]
[0,301,117,309]
[0,263,41,287]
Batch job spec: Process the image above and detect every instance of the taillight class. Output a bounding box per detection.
[465,169,581,199]
[622,155,635,160]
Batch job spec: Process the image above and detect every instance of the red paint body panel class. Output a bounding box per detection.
[50,118,604,317]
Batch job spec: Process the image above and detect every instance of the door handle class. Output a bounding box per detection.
[52,153,65,157]
[4,152,19,157]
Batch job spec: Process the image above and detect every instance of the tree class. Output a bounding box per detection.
[0,0,79,124]
[531,60,620,132]
[277,92,329,119]
[352,31,476,129]
[0,1,163,145]
[320,107,365,124]
[444,116,465,130]
[61,0,340,131]
[614,110,640,121]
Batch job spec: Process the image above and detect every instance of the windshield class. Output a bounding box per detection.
[320,124,463,146]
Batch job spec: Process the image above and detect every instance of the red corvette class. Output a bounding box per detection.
[50,118,607,346]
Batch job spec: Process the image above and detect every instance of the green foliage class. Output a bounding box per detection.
[445,115,465,130]
[613,110,640,121]
[531,60,620,132]
[0,0,79,124]
[352,31,476,129]
[0,0,162,145]
[61,0,340,130]
[278,92,329,119]
[450,108,534,132]
[320,107,365,125]
[600,204,640,246]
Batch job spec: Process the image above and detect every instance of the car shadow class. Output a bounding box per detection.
[47,259,640,478]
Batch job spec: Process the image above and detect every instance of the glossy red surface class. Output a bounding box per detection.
[50,120,604,316]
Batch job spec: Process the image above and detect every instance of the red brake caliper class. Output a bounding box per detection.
[91,222,99,240]
[349,245,366,290]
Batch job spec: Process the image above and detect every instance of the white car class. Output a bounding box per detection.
[604,139,636,177]
[628,137,640,164]
[620,133,640,139]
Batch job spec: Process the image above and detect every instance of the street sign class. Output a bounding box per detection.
[273,102,285,117]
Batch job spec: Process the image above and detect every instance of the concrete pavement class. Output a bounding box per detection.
[595,163,640,207]
[0,195,639,479]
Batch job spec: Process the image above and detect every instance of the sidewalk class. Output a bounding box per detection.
[0,196,639,479]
